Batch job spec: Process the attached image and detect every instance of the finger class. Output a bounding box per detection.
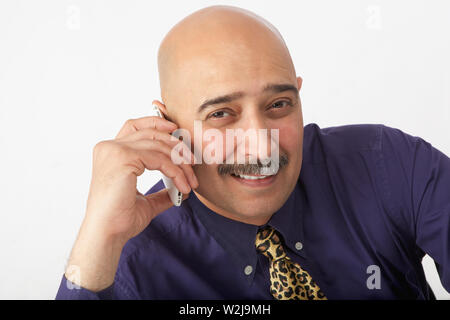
[118,128,197,165]
[133,149,192,194]
[167,139,197,165]
[126,139,195,169]
[115,117,178,139]
[118,127,181,147]
[178,163,199,189]
[128,140,198,188]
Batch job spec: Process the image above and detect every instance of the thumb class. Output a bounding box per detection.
[144,189,190,219]
[144,189,174,219]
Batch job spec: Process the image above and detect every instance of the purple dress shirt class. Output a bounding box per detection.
[55,123,450,299]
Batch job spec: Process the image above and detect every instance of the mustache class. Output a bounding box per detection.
[217,154,289,176]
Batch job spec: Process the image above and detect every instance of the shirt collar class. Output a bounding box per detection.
[268,182,306,255]
[186,181,306,285]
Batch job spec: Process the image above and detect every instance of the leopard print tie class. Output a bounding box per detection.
[255,226,327,300]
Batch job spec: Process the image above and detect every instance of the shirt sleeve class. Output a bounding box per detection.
[55,273,136,300]
[382,125,450,292]
[55,274,113,300]
[412,135,450,292]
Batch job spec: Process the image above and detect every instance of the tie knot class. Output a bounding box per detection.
[255,226,287,261]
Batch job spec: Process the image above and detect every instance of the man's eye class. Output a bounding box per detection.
[271,100,292,109]
[208,110,230,119]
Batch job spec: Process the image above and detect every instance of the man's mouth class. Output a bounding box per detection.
[218,154,288,187]
[230,173,275,180]
[229,171,278,187]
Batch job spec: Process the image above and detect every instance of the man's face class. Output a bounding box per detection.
[163,32,303,225]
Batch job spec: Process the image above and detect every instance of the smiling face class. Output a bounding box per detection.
[157,6,304,225]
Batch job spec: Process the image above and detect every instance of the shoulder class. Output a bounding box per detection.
[303,123,384,163]
[304,123,383,152]
[302,123,424,163]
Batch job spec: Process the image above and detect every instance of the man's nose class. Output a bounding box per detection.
[235,112,275,163]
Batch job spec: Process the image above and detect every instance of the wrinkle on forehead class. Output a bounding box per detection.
[157,5,296,114]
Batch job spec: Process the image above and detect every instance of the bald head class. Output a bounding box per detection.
[157,5,296,115]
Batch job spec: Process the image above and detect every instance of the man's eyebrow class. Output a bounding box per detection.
[197,83,298,114]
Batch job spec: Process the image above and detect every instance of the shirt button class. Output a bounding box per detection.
[244,265,253,276]
[295,242,303,251]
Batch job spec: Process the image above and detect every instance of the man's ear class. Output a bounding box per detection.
[296,76,303,91]
[151,100,169,117]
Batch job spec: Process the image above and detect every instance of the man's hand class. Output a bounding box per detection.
[65,109,198,292]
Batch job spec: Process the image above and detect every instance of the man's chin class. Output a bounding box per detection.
[225,194,288,225]
[194,168,297,225]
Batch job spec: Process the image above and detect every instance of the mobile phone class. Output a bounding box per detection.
[150,104,183,207]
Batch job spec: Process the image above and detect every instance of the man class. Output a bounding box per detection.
[56,5,450,299]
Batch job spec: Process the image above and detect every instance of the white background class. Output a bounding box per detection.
[0,0,449,299]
